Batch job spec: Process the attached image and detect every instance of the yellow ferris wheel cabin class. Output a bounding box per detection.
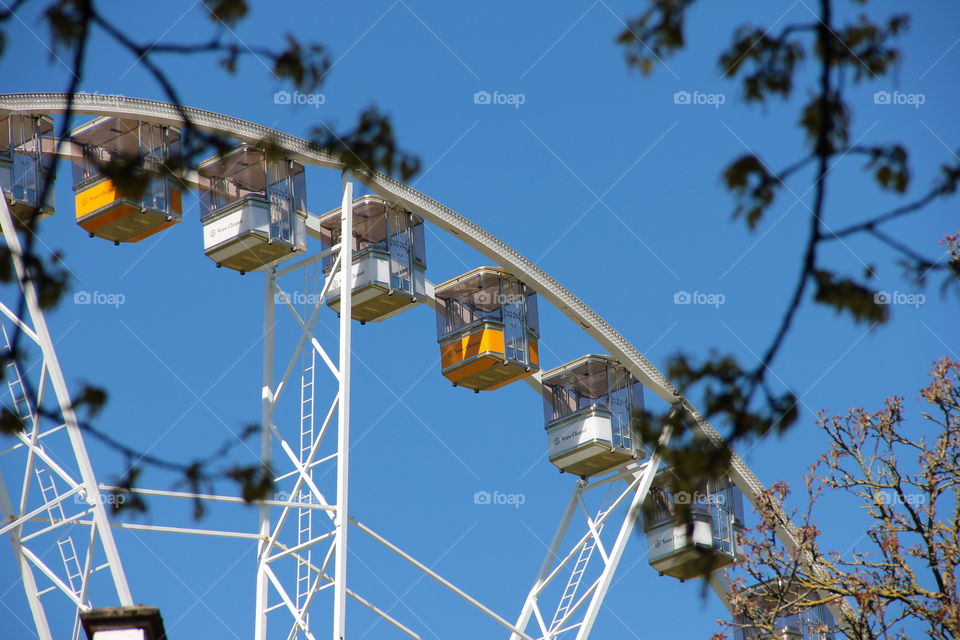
[434,266,540,391]
[70,117,183,244]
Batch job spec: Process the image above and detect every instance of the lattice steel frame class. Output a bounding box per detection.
[0,93,852,639]
[0,195,133,640]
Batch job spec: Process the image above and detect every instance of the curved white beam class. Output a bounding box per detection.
[0,92,786,544]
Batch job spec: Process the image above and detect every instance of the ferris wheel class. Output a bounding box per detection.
[0,93,837,640]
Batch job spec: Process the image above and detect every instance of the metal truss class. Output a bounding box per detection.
[0,93,847,639]
[509,450,667,640]
[0,196,133,640]
[251,171,356,640]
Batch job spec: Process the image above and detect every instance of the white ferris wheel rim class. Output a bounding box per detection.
[0,89,801,548]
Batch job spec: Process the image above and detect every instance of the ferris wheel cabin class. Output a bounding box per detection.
[70,117,182,244]
[0,113,56,229]
[434,267,540,391]
[732,581,837,640]
[318,195,427,322]
[198,145,308,273]
[542,355,645,477]
[643,469,744,580]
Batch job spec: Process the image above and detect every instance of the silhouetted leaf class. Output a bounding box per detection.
[109,466,147,516]
[812,269,888,324]
[272,35,329,91]
[617,0,694,75]
[723,154,779,229]
[44,0,87,50]
[830,14,907,82]
[203,0,248,25]
[799,93,850,155]
[0,407,25,434]
[311,107,421,181]
[666,353,800,448]
[720,27,804,102]
[226,464,273,503]
[865,144,910,193]
[72,384,109,418]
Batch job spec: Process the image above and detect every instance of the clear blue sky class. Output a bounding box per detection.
[1,1,957,638]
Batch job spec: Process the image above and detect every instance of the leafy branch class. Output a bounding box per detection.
[618,0,959,491]
[0,0,419,516]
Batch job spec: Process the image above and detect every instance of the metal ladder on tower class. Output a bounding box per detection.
[34,467,84,596]
[1,323,85,600]
[3,324,33,429]
[294,260,319,633]
[548,479,624,635]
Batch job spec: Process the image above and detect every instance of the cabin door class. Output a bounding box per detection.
[608,368,632,451]
[501,280,528,366]
[388,209,414,296]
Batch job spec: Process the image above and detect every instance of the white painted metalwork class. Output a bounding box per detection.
[509,425,670,640]
[296,259,320,631]
[0,93,842,639]
[332,170,353,640]
[0,194,132,640]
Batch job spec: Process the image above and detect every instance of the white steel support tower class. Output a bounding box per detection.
[295,256,320,631]
[251,172,358,640]
[509,427,670,640]
[332,171,353,640]
[0,195,133,640]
